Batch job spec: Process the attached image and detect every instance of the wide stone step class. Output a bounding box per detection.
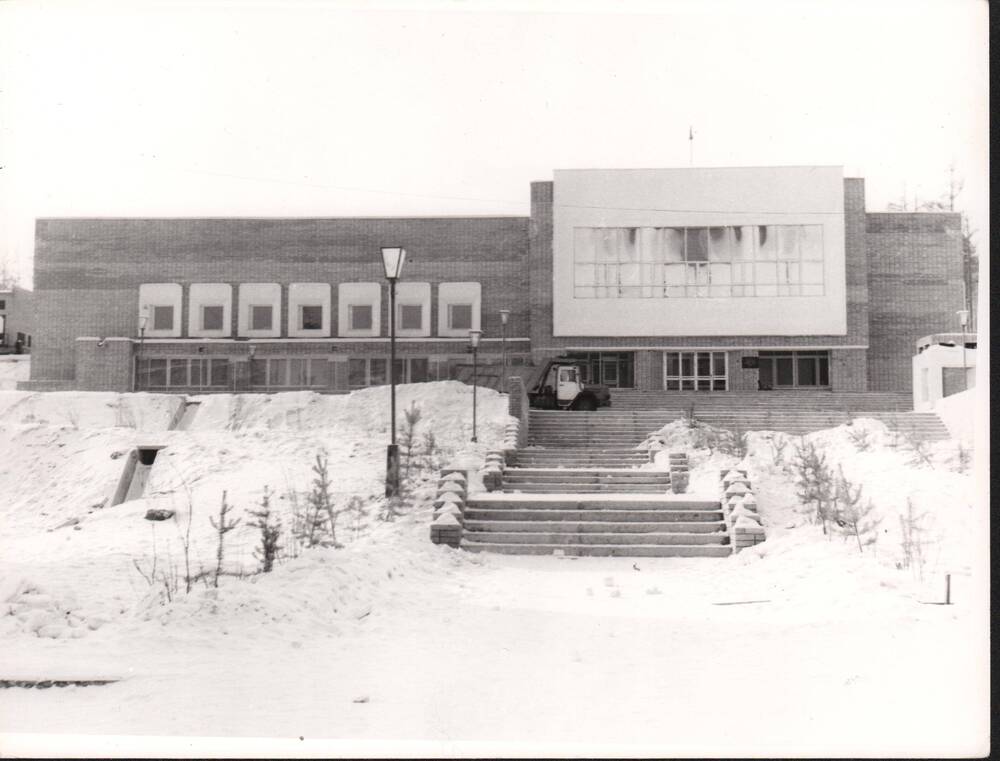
[501,476,670,485]
[459,540,733,557]
[464,519,727,534]
[461,530,728,546]
[467,496,721,511]
[499,484,669,493]
[464,508,725,522]
[502,471,668,481]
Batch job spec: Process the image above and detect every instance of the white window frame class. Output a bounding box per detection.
[238,283,281,338]
[663,351,728,391]
[138,283,182,338]
[188,283,232,338]
[338,283,380,337]
[288,283,331,337]
[394,282,431,338]
[438,282,481,337]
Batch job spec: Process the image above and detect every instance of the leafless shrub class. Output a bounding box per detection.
[399,402,422,483]
[954,441,972,474]
[769,434,790,469]
[897,498,930,580]
[346,496,370,541]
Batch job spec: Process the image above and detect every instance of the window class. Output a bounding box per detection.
[757,351,830,389]
[300,305,323,330]
[251,305,273,331]
[136,358,231,390]
[399,304,423,330]
[152,306,174,331]
[0,300,5,309]
[248,357,330,388]
[350,305,372,331]
[202,306,224,331]
[574,224,825,299]
[449,304,472,330]
[347,357,436,389]
[664,351,728,391]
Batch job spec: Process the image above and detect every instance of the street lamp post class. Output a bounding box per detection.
[957,309,970,390]
[132,311,148,393]
[499,309,510,393]
[469,329,482,442]
[381,246,407,498]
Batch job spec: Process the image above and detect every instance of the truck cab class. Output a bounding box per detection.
[527,358,611,411]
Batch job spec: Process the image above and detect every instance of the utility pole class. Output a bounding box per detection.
[688,126,694,166]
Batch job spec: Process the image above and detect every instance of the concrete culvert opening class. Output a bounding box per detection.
[137,448,160,466]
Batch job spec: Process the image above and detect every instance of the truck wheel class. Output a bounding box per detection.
[573,396,597,411]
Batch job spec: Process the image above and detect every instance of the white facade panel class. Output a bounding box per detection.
[188,283,233,338]
[552,166,847,337]
[338,282,381,337]
[288,283,332,338]
[394,282,431,338]
[437,282,482,337]
[237,283,282,338]
[138,283,182,338]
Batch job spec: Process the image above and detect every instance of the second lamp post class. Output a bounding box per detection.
[469,329,481,442]
[381,246,406,498]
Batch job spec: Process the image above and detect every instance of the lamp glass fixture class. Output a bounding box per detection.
[138,315,148,331]
[499,309,510,325]
[957,309,970,328]
[380,247,407,279]
[468,329,482,349]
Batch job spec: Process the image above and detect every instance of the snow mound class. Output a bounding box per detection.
[0,390,182,430]
[0,356,30,390]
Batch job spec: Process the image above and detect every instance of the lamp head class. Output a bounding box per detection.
[468,329,482,349]
[138,314,148,332]
[380,247,406,280]
[956,309,970,328]
[499,309,510,326]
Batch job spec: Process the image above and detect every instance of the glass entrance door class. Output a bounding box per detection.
[757,351,830,389]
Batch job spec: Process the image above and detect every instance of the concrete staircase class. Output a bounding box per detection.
[530,393,951,442]
[460,412,731,557]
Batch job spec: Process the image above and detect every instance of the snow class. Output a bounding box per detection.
[0,356,30,390]
[0,386,989,756]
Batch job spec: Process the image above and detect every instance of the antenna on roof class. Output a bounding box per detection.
[689,125,694,166]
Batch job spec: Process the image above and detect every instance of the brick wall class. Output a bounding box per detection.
[31,217,529,387]
[865,212,964,392]
[76,339,133,392]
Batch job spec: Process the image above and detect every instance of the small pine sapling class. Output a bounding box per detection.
[830,466,880,552]
[248,487,282,573]
[421,431,441,472]
[900,428,935,468]
[209,490,241,587]
[683,403,697,429]
[399,402,423,484]
[302,453,337,548]
[791,439,835,531]
[346,496,370,541]
[847,425,873,452]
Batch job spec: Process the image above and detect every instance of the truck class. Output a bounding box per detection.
[526,357,612,411]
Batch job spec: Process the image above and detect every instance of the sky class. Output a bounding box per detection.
[0,0,989,289]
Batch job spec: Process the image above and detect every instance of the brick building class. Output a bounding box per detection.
[21,166,965,394]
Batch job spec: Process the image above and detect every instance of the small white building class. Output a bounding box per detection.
[912,333,977,411]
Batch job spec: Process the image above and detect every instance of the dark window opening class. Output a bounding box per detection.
[152,306,174,331]
[301,305,323,330]
[251,305,273,331]
[449,304,472,330]
[202,306,224,331]
[399,304,423,330]
[350,305,373,331]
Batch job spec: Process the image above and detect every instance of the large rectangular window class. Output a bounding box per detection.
[138,358,231,390]
[300,305,323,330]
[574,224,825,299]
[448,304,472,330]
[249,357,332,389]
[347,357,437,389]
[663,351,728,391]
[202,306,224,331]
[757,351,830,389]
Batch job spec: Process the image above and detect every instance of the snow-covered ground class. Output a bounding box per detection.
[0,384,989,756]
[0,355,30,390]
